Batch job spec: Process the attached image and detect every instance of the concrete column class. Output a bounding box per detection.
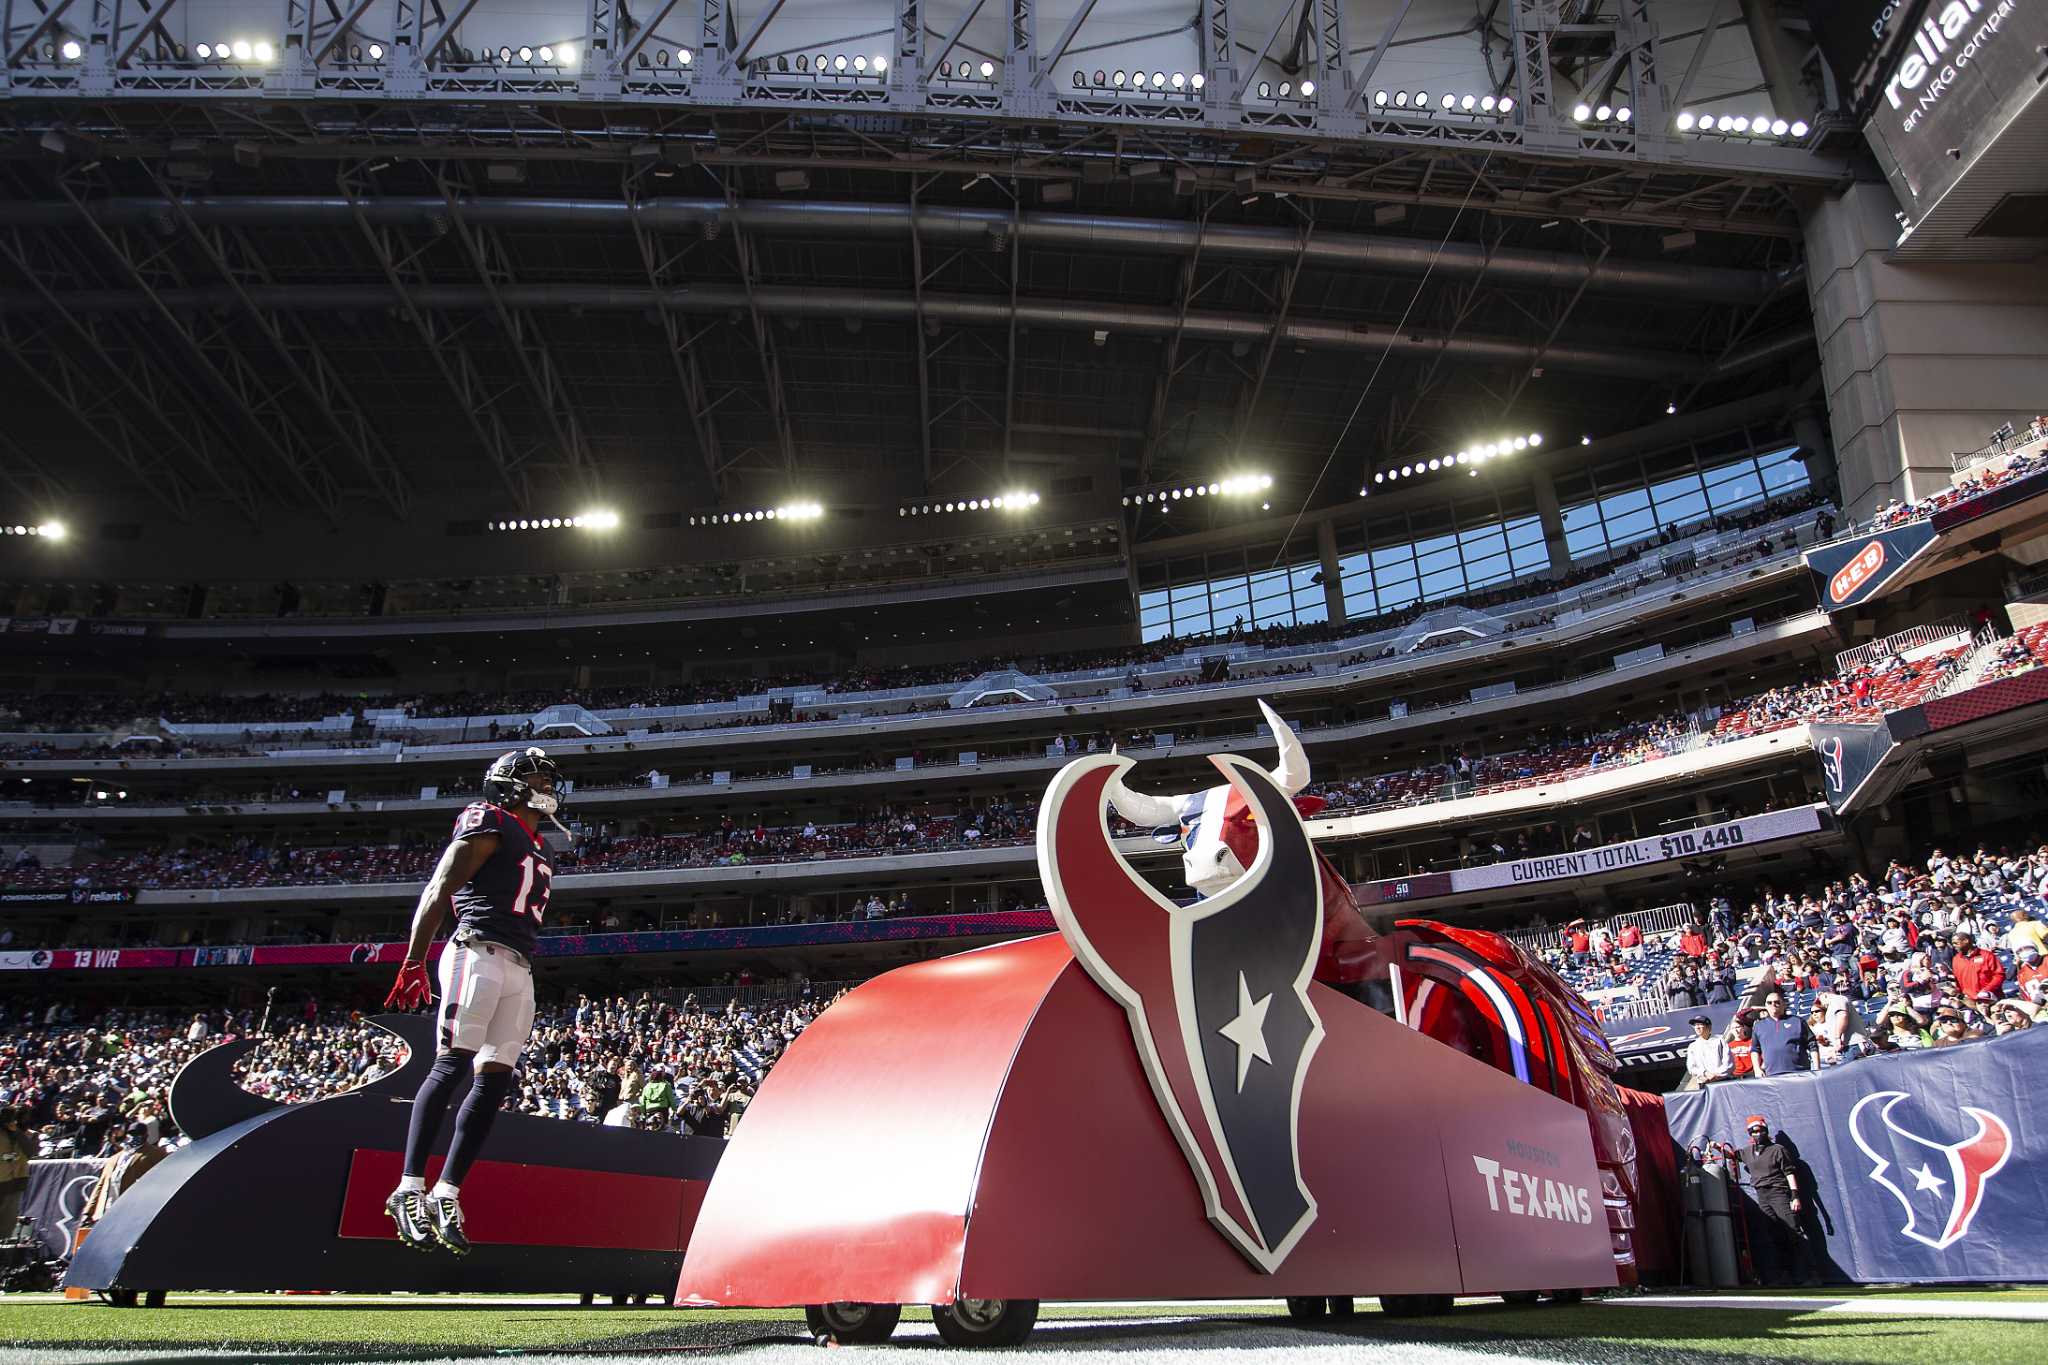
[1803,181,2048,521]
[1316,519,1345,623]
[1528,467,1572,572]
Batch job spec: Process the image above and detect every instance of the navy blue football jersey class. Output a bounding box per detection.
[447,801,550,957]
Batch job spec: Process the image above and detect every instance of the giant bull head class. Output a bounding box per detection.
[1040,750,1325,1272]
[1105,699,1312,900]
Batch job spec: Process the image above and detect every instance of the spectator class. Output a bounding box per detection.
[1749,990,1813,1077]
[1723,1115,1815,1286]
[1949,931,2005,1002]
[1682,1016,1732,1089]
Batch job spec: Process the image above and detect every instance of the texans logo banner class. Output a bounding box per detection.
[1665,1026,2045,1283]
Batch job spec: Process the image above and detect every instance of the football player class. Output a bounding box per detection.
[381,747,565,1254]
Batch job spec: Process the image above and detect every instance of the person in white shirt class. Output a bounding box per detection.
[1683,1015,1732,1089]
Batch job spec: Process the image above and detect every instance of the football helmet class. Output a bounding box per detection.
[483,747,561,812]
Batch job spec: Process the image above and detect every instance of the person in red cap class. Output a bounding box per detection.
[1723,1115,1814,1285]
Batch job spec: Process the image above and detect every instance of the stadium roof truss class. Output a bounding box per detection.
[0,0,1850,523]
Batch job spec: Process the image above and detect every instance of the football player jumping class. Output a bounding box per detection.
[381,747,565,1254]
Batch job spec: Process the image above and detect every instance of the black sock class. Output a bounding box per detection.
[402,1052,471,1180]
[442,1067,515,1189]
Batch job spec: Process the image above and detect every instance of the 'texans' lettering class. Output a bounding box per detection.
[1471,1155,1594,1224]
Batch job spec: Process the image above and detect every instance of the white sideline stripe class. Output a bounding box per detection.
[1609,1295,2048,1322]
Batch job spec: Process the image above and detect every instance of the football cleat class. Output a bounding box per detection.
[426,1194,472,1256]
[384,1190,435,1252]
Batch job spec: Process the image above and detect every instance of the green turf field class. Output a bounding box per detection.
[0,1292,2042,1364]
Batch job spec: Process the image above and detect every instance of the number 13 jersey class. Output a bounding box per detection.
[449,801,551,958]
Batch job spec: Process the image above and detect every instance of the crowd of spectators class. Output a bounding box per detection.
[1538,839,2048,1088]
[0,983,837,1164]
[0,492,1832,748]
[1868,439,2046,530]
[1,636,1969,912]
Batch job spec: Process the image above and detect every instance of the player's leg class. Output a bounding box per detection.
[426,955,530,1254]
[389,945,494,1250]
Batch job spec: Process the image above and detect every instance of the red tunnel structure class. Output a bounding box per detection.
[677,753,1633,1335]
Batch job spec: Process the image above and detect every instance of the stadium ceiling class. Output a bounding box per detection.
[0,0,1852,528]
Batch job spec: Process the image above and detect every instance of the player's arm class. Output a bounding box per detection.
[404,833,499,960]
[383,833,498,1010]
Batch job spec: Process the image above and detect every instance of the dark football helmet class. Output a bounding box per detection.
[483,747,561,811]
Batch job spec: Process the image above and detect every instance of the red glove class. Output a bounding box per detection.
[384,960,432,1011]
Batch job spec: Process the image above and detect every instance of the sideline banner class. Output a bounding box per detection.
[0,887,137,906]
[22,1158,102,1260]
[1358,806,1828,905]
[1804,522,1938,611]
[1665,1028,2048,1283]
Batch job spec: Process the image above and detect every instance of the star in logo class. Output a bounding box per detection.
[1217,971,1274,1093]
[1911,1163,1946,1194]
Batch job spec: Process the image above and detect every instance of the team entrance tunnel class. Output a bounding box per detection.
[676,756,1620,1341]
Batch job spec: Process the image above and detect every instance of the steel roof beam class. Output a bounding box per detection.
[146,170,411,519]
[4,196,1792,303]
[337,163,535,510]
[433,167,602,496]
[6,278,1810,384]
[622,162,724,495]
[47,176,343,519]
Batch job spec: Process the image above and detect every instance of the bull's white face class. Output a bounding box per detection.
[1177,783,1256,900]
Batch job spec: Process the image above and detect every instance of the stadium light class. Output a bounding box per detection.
[370,41,385,59]
[1614,105,1632,121]
[1190,73,1205,90]
[1374,90,1387,106]
[979,60,995,78]
[1676,112,1696,131]
[1299,79,1315,97]
[1498,96,1514,112]
[3,521,65,538]
[1595,105,1611,121]
[1790,120,1810,137]
[60,39,81,59]
[1572,103,1591,121]
[195,42,211,57]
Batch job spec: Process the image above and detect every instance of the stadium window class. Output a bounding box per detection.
[1701,458,1765,514]
[1758,446,1809,493]
[1139,590,1173,641]
[1649,472,1710,528]
[1462,549,1514,589]
[1419,565,1465,600]
[1561,501,1606,558]
[1597,486,1655,546]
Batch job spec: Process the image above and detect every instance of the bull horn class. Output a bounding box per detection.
[1258,699,1310,795]
[1104,747,1180,828]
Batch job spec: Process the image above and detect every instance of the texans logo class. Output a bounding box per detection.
[1847,1091,2012,1251]
[1819,736,1845,793]
[1039,754,1324,1273]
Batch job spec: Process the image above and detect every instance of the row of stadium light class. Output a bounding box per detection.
[487,510,622,531]
[1,521,65,539]
[900,492,1040,516]
[745,52,892,76]
[1370,435,1541,489]
[1122,474,1274,508]
[1570,102,1632,123]
[690,502,826,526]
[1073,69,1203,92]
[1676,111,1811,139]
[1373,90,1516,115]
